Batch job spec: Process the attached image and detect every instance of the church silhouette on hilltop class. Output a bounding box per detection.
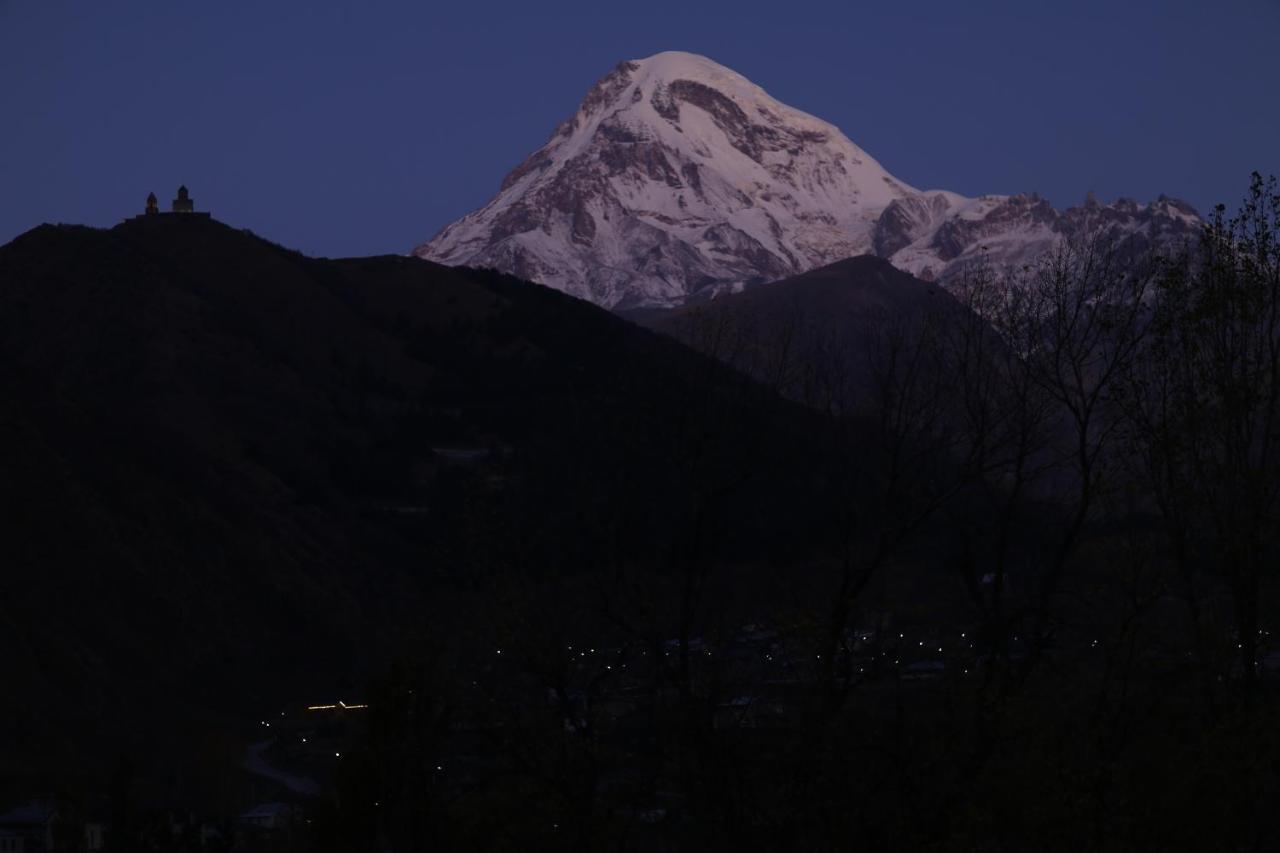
[133,185,211,220]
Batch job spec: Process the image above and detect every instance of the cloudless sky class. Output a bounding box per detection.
[2,0,1276,256]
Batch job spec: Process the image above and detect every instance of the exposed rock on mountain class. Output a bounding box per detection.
[885,191,1201,282]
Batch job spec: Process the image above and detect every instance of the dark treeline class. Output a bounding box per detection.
[311,175,1280,852]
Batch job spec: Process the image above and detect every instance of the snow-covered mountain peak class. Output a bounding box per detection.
[632,50,744,84]
[416,54,1199,308]
[623,51,849,139]
[416,51,924,308]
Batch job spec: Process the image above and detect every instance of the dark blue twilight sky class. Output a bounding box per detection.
[2,0,1276,257]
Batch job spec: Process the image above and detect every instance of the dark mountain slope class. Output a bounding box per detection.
[0,216,830,791]
[641,255,971,405]
[678,254,957,324]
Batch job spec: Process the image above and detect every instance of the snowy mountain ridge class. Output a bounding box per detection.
[415,51,1200,309]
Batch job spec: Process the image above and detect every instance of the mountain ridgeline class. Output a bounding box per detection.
[416,51,1202,310]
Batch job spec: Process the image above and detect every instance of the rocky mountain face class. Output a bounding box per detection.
[878,190,1201,283]
[416,52,1200,309]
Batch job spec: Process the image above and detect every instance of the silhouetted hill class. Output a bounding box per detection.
[640,255,970,403]
[0,216,830,793]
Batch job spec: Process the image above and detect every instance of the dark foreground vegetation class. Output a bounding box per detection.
[0,175,1277,852]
